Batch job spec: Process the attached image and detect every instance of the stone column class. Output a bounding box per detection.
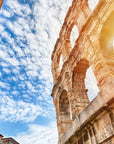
[62,39,72,62]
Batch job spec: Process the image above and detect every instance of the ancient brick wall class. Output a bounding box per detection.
[51,0,114,143]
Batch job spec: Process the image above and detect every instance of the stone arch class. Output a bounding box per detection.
[71,58,90,120]
[72,58,89,93]
[85,66,99,101]
[58,90,71,137]
[70,25,79,48]
[62,22,79,59]
[66,22,78,39]
[56,52,63,76]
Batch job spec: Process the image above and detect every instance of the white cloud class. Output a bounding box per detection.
[6,0,31,17]
[0,72,2,77]
[0,24,4,31]
[15,122,58,144]
[0,81,10,90]
[0,81,7,88]
[26,81,35,92]
[0,96,43,122]
[1,9,13,18]
[3,68,11,74]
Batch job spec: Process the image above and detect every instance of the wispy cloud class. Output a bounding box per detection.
[15,122,58,144]
[0,0,72,123]
[0,96,43,122]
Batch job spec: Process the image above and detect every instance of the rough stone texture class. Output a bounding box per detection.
[51,0,114,143]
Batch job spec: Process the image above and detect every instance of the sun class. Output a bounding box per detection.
[100,11,114,56]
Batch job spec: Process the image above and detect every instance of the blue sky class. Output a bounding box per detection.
[0,0,99,143]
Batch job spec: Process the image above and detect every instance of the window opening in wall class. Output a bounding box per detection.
[72,59,90,119]
[70,107,72,119]
[70,25,79,48]
[85,67,99,101]
[59,55,63,71]
[88,0,99,11]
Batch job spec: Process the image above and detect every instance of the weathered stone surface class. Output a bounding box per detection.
[51,0,114,143]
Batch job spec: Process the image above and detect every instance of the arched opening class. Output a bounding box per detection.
[71,59,90,120]
[59,55,63,71]
[88,0,99,11]
[59,90,71,136]
[70,25,79,48]
[85,67,99,101]
[72,59,89,97]
[53,53,63,82]
[100,11,114,57]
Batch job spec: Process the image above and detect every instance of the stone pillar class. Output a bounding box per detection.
[62,39,72,62]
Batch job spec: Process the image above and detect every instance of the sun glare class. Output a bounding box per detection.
[100,11,114,55]
[112,39,114,53]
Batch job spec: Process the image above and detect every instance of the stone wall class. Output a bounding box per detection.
[51,0,114,143]
[58,80,114,144]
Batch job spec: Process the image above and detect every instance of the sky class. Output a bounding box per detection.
[0,0,99,144]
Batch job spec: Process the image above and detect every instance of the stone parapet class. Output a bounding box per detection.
[58,80,114,143]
